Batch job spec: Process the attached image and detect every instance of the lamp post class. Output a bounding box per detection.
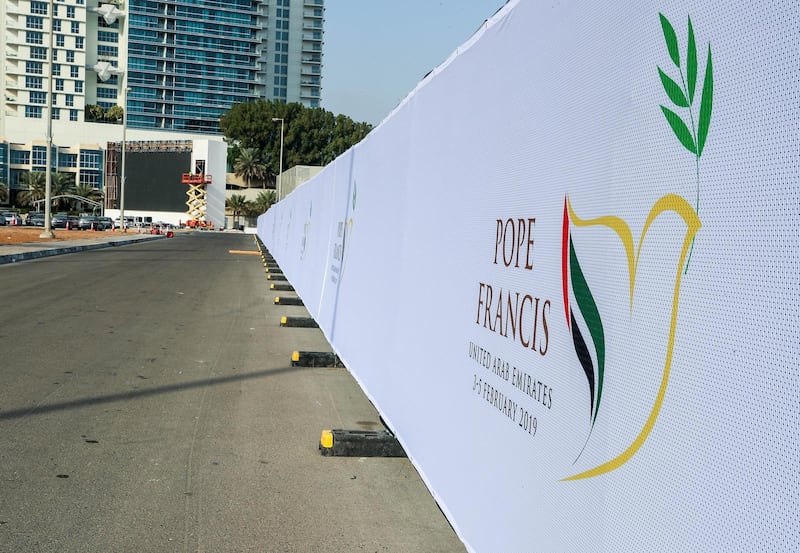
[119,85,130,232]
[272,117,284,201]
[40,0,55,238]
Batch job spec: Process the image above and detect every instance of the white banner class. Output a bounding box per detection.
[258,1,799,551]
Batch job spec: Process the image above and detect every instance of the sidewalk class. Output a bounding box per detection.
[0,232,167,265]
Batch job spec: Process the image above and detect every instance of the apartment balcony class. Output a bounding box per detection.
[301,42,322,53]
[303,0,324,6]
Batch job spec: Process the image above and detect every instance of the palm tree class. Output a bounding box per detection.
[252,190,276,215]
[51,172,76,211]
[18,171,47,207]
[0,181,8,204]
[74,183,103,212]
[225,194,250,228]
[233,147,268,188]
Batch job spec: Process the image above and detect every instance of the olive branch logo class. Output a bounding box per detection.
[560,14,711,480]
[657,13,713,273]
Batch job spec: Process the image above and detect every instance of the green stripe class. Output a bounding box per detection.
[569,238,606,422]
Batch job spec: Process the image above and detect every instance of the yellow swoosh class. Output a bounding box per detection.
[563,193,701,480]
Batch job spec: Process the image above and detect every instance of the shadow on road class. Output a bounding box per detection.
[0,365,313,421]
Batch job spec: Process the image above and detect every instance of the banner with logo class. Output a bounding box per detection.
[258,1,798,551]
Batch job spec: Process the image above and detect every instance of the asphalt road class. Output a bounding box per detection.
[0,232,464,553]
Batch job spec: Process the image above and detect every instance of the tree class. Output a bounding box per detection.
[225,194,249,228]
[251,190,276,215]
[105,105,124,123]
[51,172,76,210]
[0,181,8,204]
[233,147,268,188]
[220,100,372,174]
[74,183,103,212]
[85,104,106,122]
[18,171,47,207]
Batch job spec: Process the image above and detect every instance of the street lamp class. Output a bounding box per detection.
[272,117,284,201]
[119,85,130,232]
[40,0,56,238]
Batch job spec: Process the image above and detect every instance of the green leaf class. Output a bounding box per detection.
[687,16,697,103]
[661,105,696,154]
[659,13,680,67]
[697,45,713,156]
[658,67,689,107]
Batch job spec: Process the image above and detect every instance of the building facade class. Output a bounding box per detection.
[1,0,323,207]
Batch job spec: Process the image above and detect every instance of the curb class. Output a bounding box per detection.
[0,235,167,265]
[319,429,407,458]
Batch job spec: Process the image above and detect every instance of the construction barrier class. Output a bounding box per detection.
[258,1,798,551]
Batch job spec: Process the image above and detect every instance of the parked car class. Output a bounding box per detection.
[26,212,46,227]
[0,215,6,226]
[1,212,23,226]
[77,215,104,230]
[97,217,114,230]
[52,214,80,229]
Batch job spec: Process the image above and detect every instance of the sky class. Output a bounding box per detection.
[319,0,508,126]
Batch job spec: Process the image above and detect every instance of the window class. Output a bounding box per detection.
[66,51,75,63]
[97,74,118,85]
[32,146,47,166]
[71,21,80,34]
[53,19,61,32]
[56,79,65,91]
[26,61,43,74]
[56,35,65,47]
[30,46,47,60]
[26,16,44,29]
[51,107,60,120]
[26,31,43,45]
[59,153,78,168]
[52,63,61,76]
[80,151,101,169]
[11,150,31,165]
[25,76,43,89]
[66,6,75,18]
[97,45,118,57]
[30,1,48,15]
[79,172,100,187]
[74,81,83,93]
[25,106,43,118]
[98,16,119,29]
[75,36,84,49]
[97,31,118,43]
[30,91,47,104]
[66,94,74,107]
[70,109,78,121]
[97,87,117,99]
[70,66,79,78]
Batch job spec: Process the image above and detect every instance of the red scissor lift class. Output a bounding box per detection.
[182,173,213,228]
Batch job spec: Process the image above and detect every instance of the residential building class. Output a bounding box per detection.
[1,0,324,210]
